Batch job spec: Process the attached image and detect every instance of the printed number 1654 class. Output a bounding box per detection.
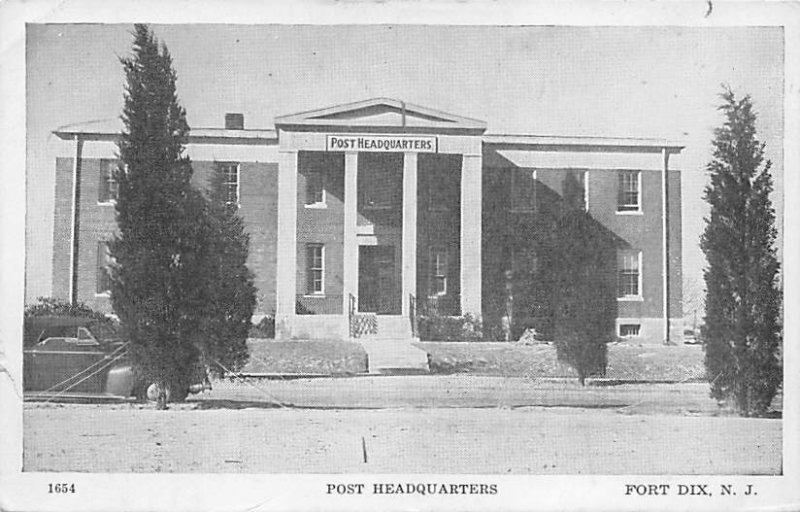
[48,483,76,494]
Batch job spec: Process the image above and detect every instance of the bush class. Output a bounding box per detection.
[24,297,117,347]
[418,313,483,342]
[249,315,275,339]
[25,297,109,322]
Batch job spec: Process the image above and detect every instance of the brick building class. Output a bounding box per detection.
[50,98,683,344]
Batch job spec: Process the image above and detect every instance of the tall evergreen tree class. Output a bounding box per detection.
[196,163,257,377]
[544,174,616,385]
[109,24,207,409]
[701,86,782,417]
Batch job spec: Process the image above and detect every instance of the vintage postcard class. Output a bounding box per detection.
[1,0,798,511]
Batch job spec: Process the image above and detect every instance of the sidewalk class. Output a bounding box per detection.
[193,375,728,416]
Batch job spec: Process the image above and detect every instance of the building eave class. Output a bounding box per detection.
[483,134,685,153]
[53,124,279,144]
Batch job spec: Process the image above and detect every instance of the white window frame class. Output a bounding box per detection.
[429,247,448,298]
[616,170,642,214]
[219,162,240,207]
[583,170,590,212]
[97,159,119,205]
[95,240,112,296]
[617,250,643,301]
[304,168,327,209]
[306,244,325,296]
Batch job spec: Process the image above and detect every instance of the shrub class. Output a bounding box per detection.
[418,313,483,342]
[24,297,117,347]
[249,315,275,339]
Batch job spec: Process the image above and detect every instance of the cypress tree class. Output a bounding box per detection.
[701,87,782,417]
[109,24,206,409]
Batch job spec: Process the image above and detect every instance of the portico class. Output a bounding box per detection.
[273,98,486,340]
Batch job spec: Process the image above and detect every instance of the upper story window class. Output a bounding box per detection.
[617,250,642,299]
[617,171,641,213]
[96,241,112,295]
[306,244,325,295]
[305,169,326,207]
[510,168,536,212]
[429,247,448,297]
[98,159,119,204]
[218,162,240,206]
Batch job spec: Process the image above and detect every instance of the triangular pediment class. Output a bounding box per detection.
[275,98,487,134]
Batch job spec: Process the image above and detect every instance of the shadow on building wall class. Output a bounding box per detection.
[483,165,628,342]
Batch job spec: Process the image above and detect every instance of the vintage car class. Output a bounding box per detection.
[23,316,209,400]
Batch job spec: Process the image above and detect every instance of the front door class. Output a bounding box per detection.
[358,245,398,314]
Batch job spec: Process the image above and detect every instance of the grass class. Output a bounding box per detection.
[241,339,367,375]
[417,341,707,382]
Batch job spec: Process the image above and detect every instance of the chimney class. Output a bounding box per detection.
[225,113,244,130]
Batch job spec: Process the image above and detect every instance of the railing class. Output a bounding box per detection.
[348,293,356,338]
[348,292,378,338]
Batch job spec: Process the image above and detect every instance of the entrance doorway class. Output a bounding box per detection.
[358,245,399,314]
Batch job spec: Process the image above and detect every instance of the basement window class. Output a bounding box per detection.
[619,324,641,338]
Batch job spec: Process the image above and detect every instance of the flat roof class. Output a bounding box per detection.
[483,133,685,152]
[53,120,278,142]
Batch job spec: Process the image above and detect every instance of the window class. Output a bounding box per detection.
[306,244,324,295]
[617,171,640,212]
[429,247,448,297]
[617,250,641,298]
[619,324,641,337]
[218,162,239,206]
[96,241,112,295]
[510,168,536,212]
[305,169,326,206]
[98,159,119,203]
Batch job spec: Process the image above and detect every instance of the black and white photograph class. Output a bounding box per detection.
[0,1,798,511]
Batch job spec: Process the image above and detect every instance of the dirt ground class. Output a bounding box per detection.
[23,376,781,474]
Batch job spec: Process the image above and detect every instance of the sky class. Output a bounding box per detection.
[25,24,785,313]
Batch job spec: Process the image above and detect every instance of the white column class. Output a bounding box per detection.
[661,148,671,344]
[342,152,359,318]
[401,153,418,316]
[460,153,482,317]
[275,149,298,339]
[68,135,82,304]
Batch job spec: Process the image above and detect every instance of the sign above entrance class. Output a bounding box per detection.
[326,135,438,153]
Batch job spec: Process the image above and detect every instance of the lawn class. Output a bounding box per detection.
[241,339,367,375]
[241,337,706,382]
[417,341,707,382]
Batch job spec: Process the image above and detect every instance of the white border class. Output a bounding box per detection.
[2,2,798,512]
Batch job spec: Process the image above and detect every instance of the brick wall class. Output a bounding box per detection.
[62,157,279,315]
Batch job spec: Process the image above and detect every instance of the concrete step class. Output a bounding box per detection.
[358,338,429,374]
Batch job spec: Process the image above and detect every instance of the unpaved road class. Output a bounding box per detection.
[24,377,781,474]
